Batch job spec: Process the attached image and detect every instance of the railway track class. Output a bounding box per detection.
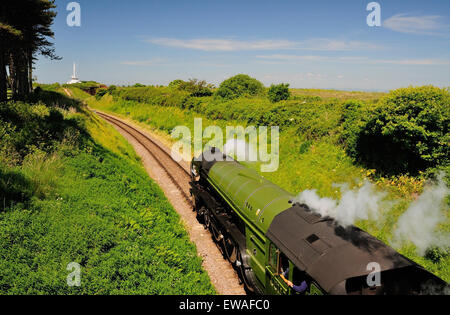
[95,110,246,294]
[95,111,193,206]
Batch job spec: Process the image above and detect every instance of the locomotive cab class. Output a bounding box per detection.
[266,242,325,295]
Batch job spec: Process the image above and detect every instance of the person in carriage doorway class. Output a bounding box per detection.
[280,256,308,294]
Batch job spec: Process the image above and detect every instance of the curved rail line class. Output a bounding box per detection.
[96,111,193,206]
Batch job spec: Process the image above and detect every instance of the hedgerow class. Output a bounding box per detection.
[96,82,450,177]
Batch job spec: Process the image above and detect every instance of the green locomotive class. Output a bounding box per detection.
[190,148,448,295]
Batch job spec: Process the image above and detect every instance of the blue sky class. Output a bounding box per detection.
[35,0,450,90]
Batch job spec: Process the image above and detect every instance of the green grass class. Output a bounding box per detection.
[0,93,215,295]
[81,87,449,283]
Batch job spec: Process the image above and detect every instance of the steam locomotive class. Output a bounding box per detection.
[189,147,448,295]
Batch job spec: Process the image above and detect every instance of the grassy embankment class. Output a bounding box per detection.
[76,84,449,282]
[0,87,215,294]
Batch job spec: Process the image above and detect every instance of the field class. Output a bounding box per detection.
[77,83,450,283]
[290,88,386,102]
[0,90,215,294]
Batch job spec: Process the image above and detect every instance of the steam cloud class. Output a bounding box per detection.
[294,181,388,227]
[294,174,450,255]
[392,173,450,255]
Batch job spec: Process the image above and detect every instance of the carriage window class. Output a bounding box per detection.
[268,243,278,270]
[279,253,289,275]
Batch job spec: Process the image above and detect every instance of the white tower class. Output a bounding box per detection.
[67,62,81,84]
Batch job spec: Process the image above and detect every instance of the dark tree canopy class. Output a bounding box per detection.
[0,0,58,101]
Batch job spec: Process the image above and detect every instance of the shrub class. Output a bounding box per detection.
[216,74,265,100]
[340,100,366,158]
[169,79,213,97]
[0,101,85,163]
[95,88,108,100]
[107,85,117,94]
[168,79,184,89]
[353,86,449,175]
[268,83,290,103]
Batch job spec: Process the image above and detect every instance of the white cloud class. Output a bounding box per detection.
[261,72,327,83]
[375,58,450,66]
[300,39,382,51]
[145,38,297,51]
[257,54,329,61]
[121,58,165,66]
[144,37,383,52]
[384,14,449,36]
[256,54,450,66]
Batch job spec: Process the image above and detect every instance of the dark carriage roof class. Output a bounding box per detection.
[266,204,415,292]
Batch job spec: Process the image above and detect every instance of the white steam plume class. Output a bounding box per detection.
[392,173,450,255]
[294,173,450,256]
[294,180,388,227]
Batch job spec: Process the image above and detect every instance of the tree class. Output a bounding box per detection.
[0,2,22,102]
[169,78,214,97]
[0,0,59,101]
[216,74,265,100]
[268,83,290,102]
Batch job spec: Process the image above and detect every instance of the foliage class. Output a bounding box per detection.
[107,85,117,94]
[168,80,184,88]
[425,247,449,264]
[63,81,102,91]
[350,86,449,175]
[215,74,265,100]
[291,88,386,102]
[169,79,213,97]
[0,90,215,294]
[268,83,291,103]
[96,88,108,100]
[34,83,61,92]
[0,101,85,166]
[90,84,449,177]
[0,0,59,101]
[116,86,189,108]
[340,100,367,159]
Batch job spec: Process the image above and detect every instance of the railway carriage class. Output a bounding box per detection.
[190,147,448,295]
